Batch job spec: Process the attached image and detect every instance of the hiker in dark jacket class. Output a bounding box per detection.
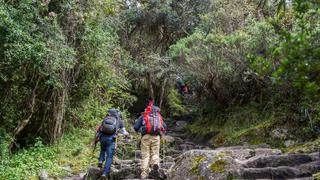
[134,104,167,179]
[97,108,129,180]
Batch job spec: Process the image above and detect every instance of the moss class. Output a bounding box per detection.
[210,159,228,173]
[191,155,205,175]
[286,138,320,153]
[313,172,320,180]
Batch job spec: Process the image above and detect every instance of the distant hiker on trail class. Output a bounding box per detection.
[176,77,188,96]
[93,108,130,180]
[134,102,167,179]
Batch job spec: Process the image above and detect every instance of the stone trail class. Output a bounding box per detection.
[60,119,320,180]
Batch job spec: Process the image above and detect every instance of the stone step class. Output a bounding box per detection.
[160,162,175,169]
[240,166,309,179]
[244,154,313,168]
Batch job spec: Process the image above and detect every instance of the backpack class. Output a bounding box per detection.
[143,106,165,135]
[101,116,118,135]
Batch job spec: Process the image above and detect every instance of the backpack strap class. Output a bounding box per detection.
[144,104,153,134]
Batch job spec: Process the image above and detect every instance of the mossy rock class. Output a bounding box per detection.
[210,159,228,173]
[286,138,320,153]
[191,155,206,174]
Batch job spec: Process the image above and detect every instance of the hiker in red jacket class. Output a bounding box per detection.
[134,103,167,179]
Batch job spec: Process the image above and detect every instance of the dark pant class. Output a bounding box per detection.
[99,135,116,175]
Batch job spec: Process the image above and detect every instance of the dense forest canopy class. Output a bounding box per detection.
[0,0,319,174]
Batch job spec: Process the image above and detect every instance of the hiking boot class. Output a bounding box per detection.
[98,161,103,168]
[149,164,160,178]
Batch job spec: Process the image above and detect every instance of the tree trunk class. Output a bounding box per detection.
[9,78,40,151]
[147,71,155,101]
[50,69,69,143]
[159,78,167,110]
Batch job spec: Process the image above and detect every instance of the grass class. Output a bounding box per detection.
[0,123,143,180]
[286,137,320,153]
[186,104,296,148]
[0,128,95,180]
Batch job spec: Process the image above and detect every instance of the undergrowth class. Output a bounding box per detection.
[0,128,95,180]
[187,102,319,149]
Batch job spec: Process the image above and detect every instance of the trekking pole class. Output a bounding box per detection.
[162,137,166,166]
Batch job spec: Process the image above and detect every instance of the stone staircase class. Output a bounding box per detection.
[62,118,320,180]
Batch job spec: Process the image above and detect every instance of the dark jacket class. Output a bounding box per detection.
[100,108,128,138]
[134,109,167,136]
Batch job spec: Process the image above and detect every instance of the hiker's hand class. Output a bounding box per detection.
[90,141,95,148]
[161,138,165,145]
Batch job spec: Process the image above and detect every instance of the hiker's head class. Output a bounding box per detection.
[147,98,154,106]
[108,108,120,118]
[151,106,160,113]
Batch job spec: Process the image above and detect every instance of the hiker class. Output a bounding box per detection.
[176,77,187,96]
[182,83,189,95]
[134,103,167,179]
[95,108,130,179]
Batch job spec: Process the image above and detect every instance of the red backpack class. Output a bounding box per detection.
[143,105,166,135]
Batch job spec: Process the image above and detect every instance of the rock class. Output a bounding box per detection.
[271,128,289,139]
[169,150,242,180]
[109,167,139,180]
[309,152,320,161]
[174,121,188,132]
[163,135,175,142]
[179,144,195,151]
[213,146,282,161]
[39,170,49,180]
[298,161,320,175]
[239,166,301,179]
[61,166,72,172]
[254,148,282,157]
[284,140,296,147]
[83,167,102,180]
[244,154,313,168]
[79,173,86,179]
[161,162,175,169]
[168,147,319,180]
[162,156,175,163]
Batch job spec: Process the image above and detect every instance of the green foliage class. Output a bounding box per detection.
[167,89,188,117]
[286,137,320,153]
[0,0,136,149]
[0,129,94,179]
[0,140,60,180]
[313,172,320,180]
[171,0,319,146]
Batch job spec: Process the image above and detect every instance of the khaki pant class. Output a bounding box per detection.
[140,134,160,178]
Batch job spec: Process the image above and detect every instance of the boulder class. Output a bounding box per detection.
[244,154,313,168]
[82,167,102,180]
[168,150,242,180]
[168,147,319,180]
